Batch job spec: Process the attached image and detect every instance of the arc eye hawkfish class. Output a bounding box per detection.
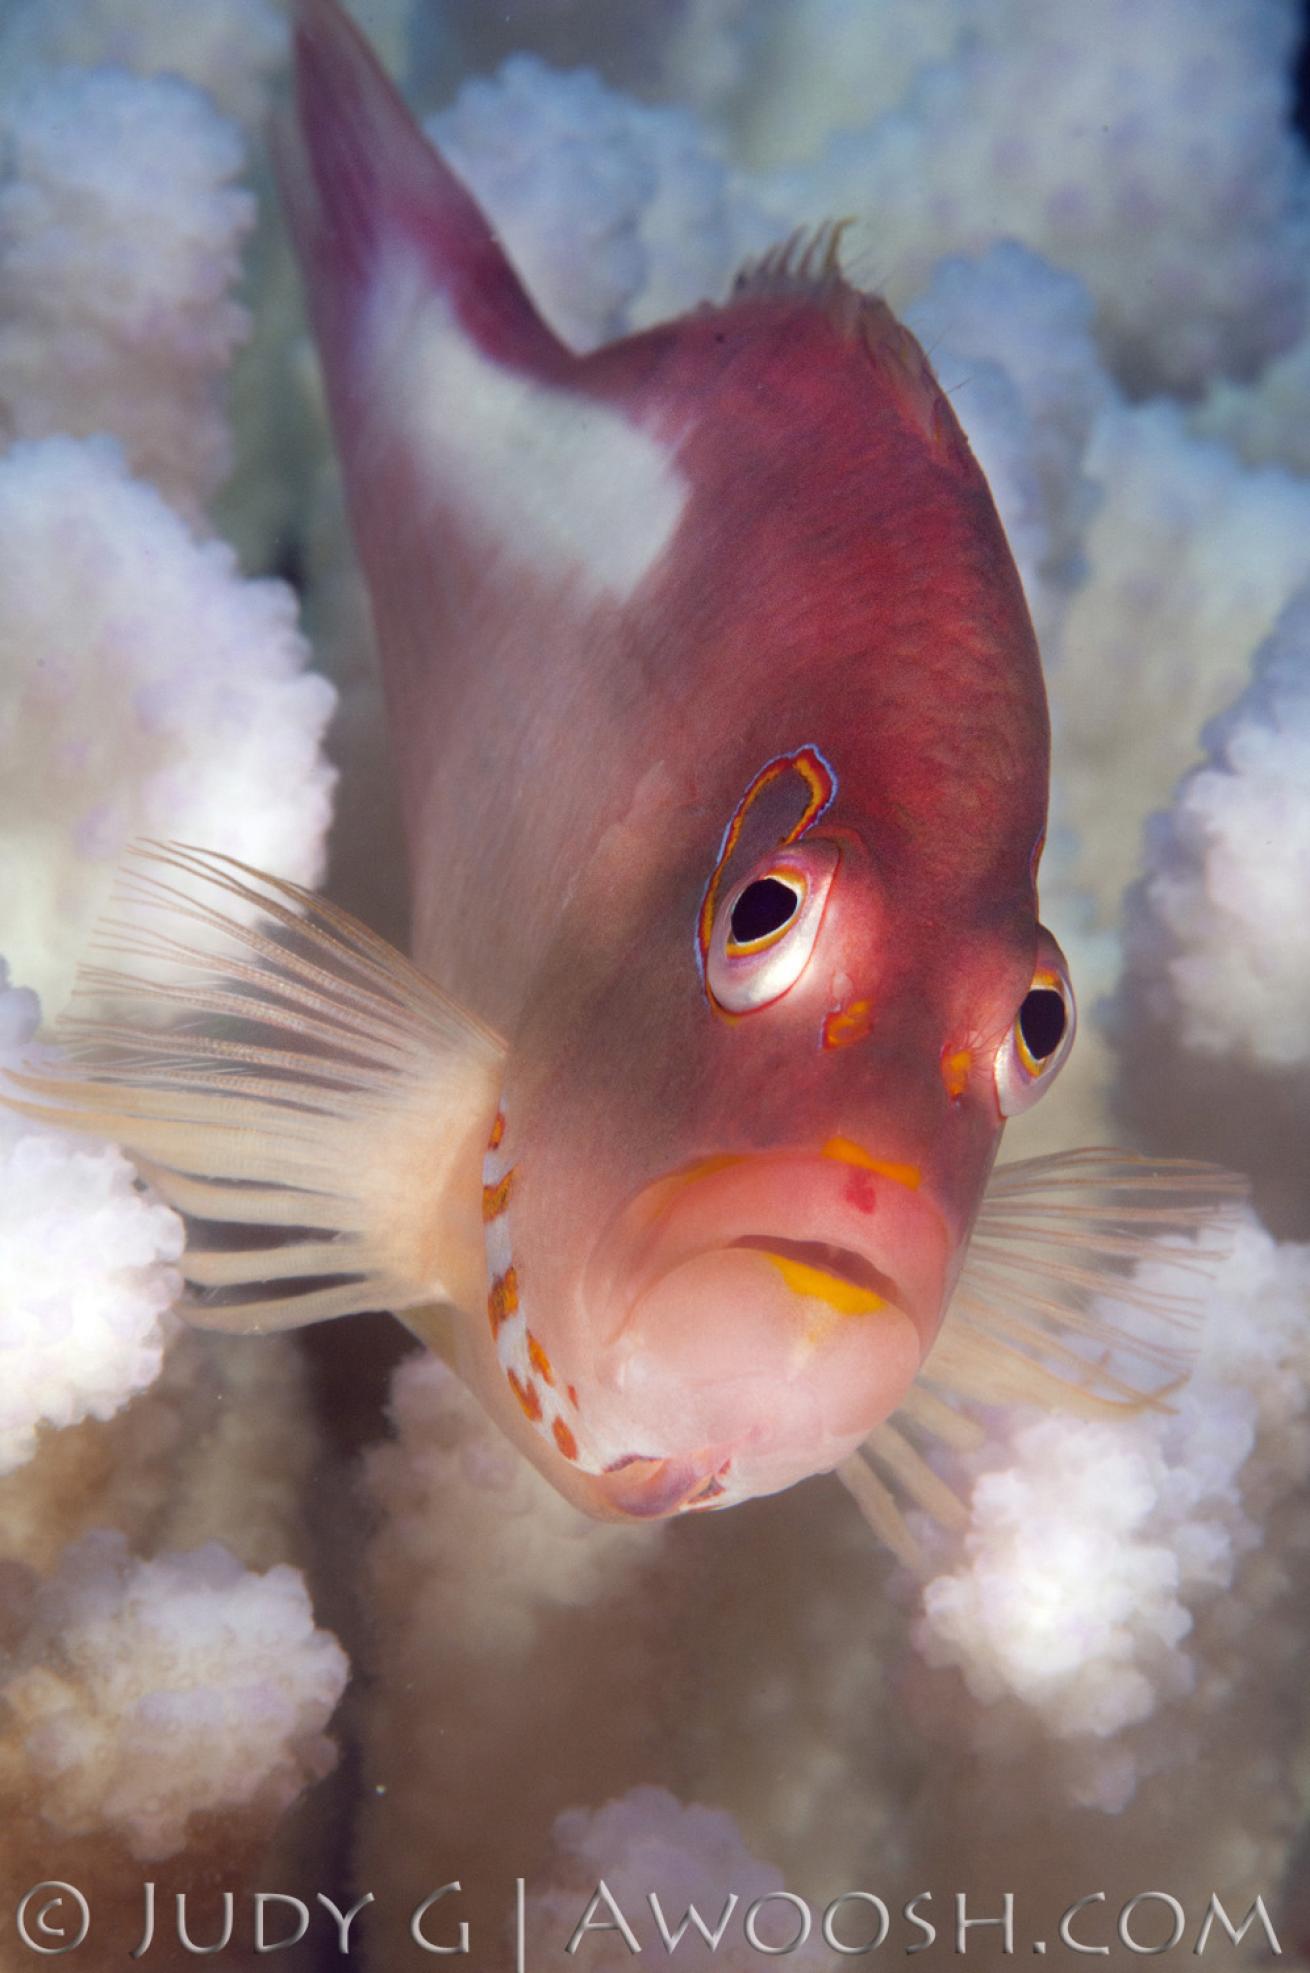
[2,0,1245,1563]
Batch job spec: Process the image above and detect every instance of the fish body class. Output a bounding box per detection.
[285,0,1059,1518]
[2,0,1245,1548]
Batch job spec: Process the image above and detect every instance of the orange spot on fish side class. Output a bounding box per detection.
[822,998,873,1050]
[552,1417,579,1461]
[844,1169,877,1215]
[489,1111,506,1150]
[487,1267,519,1336]
[821,1137,921,1189]
[527,1331,555,1386]
[507,1369,542,1423]
[482,1167,515,1220]
[941,1048,973,1100]
[566,1384,580,1411]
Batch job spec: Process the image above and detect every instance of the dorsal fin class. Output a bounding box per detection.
[731,221,964,456]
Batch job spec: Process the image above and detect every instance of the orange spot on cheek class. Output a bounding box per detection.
[487,1267,519,1335]
[552,1417,578,1461]
[507,1369,542,1423]
[942,1048,973,1099]
[482,1167,515,1220]
[822,999,873,1050]
[527,1331,555,1386]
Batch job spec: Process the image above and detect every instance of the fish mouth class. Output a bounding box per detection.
[576,1145,954,1503]
[587,1450,736,1519]
[728,1235,904,1312]
[587,1146,949,1356]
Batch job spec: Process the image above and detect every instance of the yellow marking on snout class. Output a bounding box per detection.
[487,1267,519,1335]
[820,1137,921,1189]
[632,1153,745,1228]
[763,1252,886,1318]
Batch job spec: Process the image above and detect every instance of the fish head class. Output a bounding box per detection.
[474,752,1075,1523]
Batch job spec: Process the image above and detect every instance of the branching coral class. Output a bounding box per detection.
[0,0,287,132]
[2,1532,347,1861]
[0,4,346,1945]
[0,964,183,1475]
[527,1786,834,1969]
[751,0,1310,397]
[0,1531,346,1971]
[0,436,335,1015]
[917,1216,1310,1796]
[0,69,257,514]
[1123,588,1310,1067]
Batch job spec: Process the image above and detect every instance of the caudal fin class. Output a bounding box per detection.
[283,0,564,381]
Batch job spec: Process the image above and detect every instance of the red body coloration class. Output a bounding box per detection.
[287,0,1057,1518]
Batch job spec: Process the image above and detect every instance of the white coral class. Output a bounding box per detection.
[528,1786,833,1969]
[1053,402,1310,920]
[917,1218,1310,1804]
[1,1531,348,1860]
[904,244,1111,647]
[0,68,256,514]
[1123,587,1310,1065]
[0,436,336,1016]
[0,0,287,132]
[0,963,182,1478]
[761,0,1309,396]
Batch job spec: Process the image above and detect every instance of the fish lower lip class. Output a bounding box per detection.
[595,1452,730,1518]
[729,1236,903,1310]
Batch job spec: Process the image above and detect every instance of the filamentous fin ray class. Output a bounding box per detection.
[840,1146,1248,1567]
[935,1146,1247,1413]
[0,843,506,1333]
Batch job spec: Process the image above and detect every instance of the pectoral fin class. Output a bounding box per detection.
[2,844,505,1333]
[838,1147,1249,1569]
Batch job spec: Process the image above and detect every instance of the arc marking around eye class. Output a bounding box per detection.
[697,744,837,998]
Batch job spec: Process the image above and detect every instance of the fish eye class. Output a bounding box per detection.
[728,875,803,952]
[995,958,1076,1116]
[706,845,838,1014]
[1017,986,1066,1069]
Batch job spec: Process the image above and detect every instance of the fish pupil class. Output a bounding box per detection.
[731,877,799,944]
[1019,987,1066,1061]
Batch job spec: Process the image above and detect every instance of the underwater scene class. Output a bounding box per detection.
[1,0,1309,1966]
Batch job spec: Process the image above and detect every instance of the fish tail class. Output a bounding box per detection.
[282,0,566,386]
[281,0,596,838]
